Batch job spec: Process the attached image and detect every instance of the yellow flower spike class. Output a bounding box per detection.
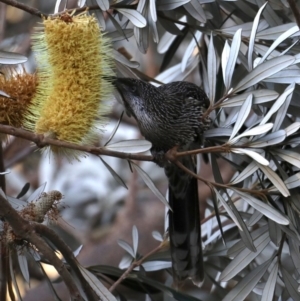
[0,68,37,129]
[27,13,115,157]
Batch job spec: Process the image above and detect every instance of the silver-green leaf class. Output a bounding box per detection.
[233,55,295,93]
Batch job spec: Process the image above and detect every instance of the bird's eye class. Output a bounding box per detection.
[130,86,138,93]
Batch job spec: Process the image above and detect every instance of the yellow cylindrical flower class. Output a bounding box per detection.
[27,13,114,156]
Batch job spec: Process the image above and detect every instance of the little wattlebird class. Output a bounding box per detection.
[114,78,211,285]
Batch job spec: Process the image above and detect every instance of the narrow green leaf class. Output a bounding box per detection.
[222,259,271,301]
[131,162,171,209]
[249,130,286,147]
[222,40,230,85]
[284,173,300,190]
[248,2,268,70]
[104,112,124,146]
[259,164,290,197]
[230,123,273,143]
[142,261,172,271]
[247,211,263,227]
[281,267,300,301]
[220,231,270,282]
[115,9,147,28]
[259,26,300,64]
[233,56,295,92]
[156,0,190,10]
[132,225,138,257]
[78,265,118,301]
[229,94,252,140]
[214,188,243,231]
[220,89,278,108]
[231,148,269,166]
[235,190,289,225]
[149,0,157,21]
[99,157,128,189]
[104,139,151,153]
[231,161,259,184]
[272,149,300,169]
[118,239,135,258]
[18,253,30,284]
[96,0,109,10]
[0,50,27,64]
[225,29,242,90]
[260,84,295,125]
[207,33,216,104]
[184,0,206,23]
[9,252,23,301]
[285,122,300,136]
[227,226,268,257]
[256,23,300,40]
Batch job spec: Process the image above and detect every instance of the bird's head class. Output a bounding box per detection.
[113,78,157,118]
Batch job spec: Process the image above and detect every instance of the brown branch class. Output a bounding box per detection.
[0,140,7,301]
[0,0,135,20]
[0,124,153,162]
[0,241,8,301]
[0,194,84,300]
[109,242,167,293]
[0,0,42,17]
[51,5,100,17]
[171,158,266,197]
[32,223,98,301]
[174,144,229,157]
[287,0,300,29]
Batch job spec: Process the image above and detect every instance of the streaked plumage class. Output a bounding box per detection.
[114,78,210,284]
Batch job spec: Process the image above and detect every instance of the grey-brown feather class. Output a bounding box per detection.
[114,78,210,284]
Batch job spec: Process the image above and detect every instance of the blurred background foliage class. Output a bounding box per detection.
[1,0,300,300]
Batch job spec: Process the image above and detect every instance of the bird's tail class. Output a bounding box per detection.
[165,156,204,286]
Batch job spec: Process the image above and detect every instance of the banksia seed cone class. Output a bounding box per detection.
[26,13,115,157]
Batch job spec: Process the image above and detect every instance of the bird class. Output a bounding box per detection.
[113,78,211,285]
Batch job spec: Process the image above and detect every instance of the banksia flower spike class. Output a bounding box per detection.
[0,68,37,130]
[26,13,115,157]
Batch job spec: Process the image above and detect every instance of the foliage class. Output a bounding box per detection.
[1,0,300,301]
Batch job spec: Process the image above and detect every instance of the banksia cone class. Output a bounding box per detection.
[26,13,114,157]
[2,190,62,246]
[20,190,62,223]
[0,68,37,129]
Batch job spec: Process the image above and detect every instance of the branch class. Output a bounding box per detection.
[0,0,135,19]
[170,157,267,197]
[175,144,229,157]
[0,124,153,162]
[32,223,98,301]
[109,242,167,293]
[0,0,42,17]
[0,193,84,300]
[0,140,7,301]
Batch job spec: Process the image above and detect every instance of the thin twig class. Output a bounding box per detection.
[0,124,153,162]
[109,242,166,293]
[172,158,266,197]
[175,144,229,157]
[0,0,42,17]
